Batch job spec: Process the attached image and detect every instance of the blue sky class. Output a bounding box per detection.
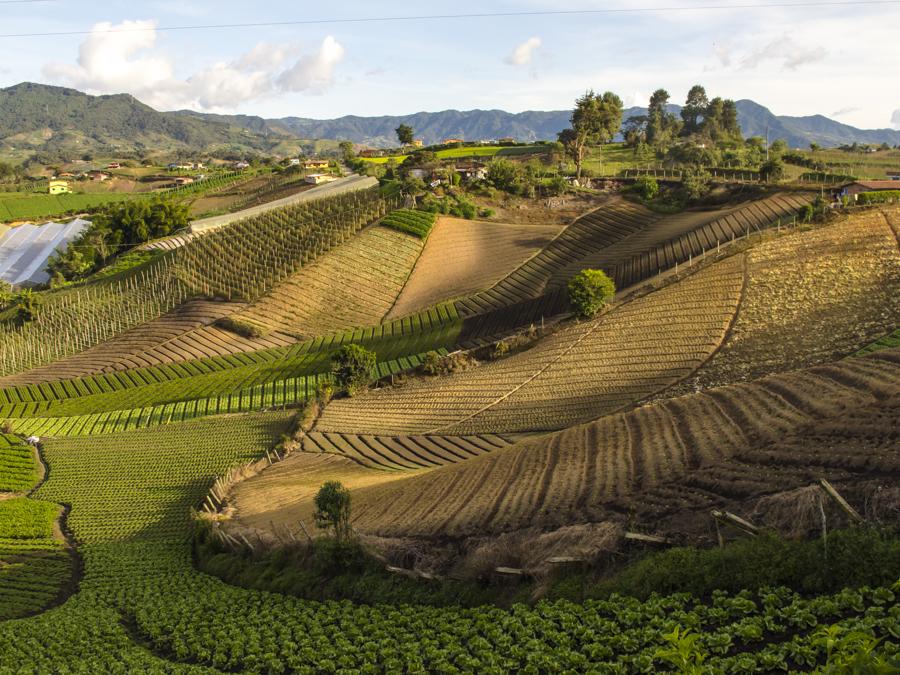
[2,0,899,129]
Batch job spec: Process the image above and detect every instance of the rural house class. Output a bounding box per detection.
[840,180,900,200]
[454,163,487,181]
[107,162,120,169]
[442,138,464,145]
[48,180,70,195]
[234,161,251,170]
[303,159,330,170]
[888,171,900,181]
[288,158,301,166]
[173,177,194,187]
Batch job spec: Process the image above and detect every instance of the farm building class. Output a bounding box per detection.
[88,171,109,182]
[48,180,70,195]
[454,163,487,181]
[888,171,900,180]
[0,218,91,287]
[305,173,336,185]
[442,138,464,145]
[107,162,120,169]
[841,180,900,200]
[303,159,330,170]
[173,177,194,186]
[234,161,251,170]
[288,158,301,166]
[410,139,424,148]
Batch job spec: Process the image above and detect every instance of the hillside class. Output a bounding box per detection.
[0,82,278,160]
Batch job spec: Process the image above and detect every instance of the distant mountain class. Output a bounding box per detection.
[0,82,280,161]
[202,104,900,149]
[2,82,898,160]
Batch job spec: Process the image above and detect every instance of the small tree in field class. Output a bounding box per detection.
[634,174,659,200]
[567,269,616,319]
[314,481,352,541]
[330,344,376,396]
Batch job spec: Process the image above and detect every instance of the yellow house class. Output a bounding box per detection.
[49,180,71,195]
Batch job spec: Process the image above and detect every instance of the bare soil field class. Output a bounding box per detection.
[386,217,562,320]
[309,349,900,539]
[660,207,900,398]
[230,433,521,532]
[316,253,745,435]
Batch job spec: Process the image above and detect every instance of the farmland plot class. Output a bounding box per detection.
[661,207,900,397]
[333,349,900,538]
[386,217,562,320]
[317,253,745,435]
[453,198,659,316]
[233,225,425,338]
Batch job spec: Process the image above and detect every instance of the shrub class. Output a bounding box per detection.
[214,316,268,338]
[567,269,616,319]
[313,481,352,542]
[857,189,900,205]
[381,209,437,238]
[330,344,376,396]
[759,157,785,181]
[681,167,711,201]
[633,175,659,200]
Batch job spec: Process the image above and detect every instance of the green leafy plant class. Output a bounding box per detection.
[567,269,616,319]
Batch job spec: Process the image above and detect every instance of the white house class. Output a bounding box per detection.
[305,173,336,185]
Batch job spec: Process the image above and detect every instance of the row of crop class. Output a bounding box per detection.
[0,303,460,415]
[3,349,445,437]
[380,209,437,238]
[0,188,399,378]
[0,433,38,492]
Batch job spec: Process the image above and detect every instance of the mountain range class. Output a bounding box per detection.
[1,82,899,161]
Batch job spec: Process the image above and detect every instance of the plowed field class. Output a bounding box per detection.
[386,217,562,320]
[316,253,745,435]
[661,207,900,397]
[320,350,899,538]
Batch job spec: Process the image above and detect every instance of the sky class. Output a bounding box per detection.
[1,0,899,130]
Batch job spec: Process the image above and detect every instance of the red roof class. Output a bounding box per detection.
[854,181,900,190]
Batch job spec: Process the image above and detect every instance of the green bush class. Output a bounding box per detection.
[330,344,376,396]
[567,269,616,319]
[681,167,711,201]
[576,528,900,601]
[633,175,659,200]
[857,190,900,205]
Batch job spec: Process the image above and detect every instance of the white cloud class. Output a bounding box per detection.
[505,37,542,66]
[832,107,860,117]
[892,109,900,130]
[739,36,827,70]
[43,20,344,111]
[277,36,345,94]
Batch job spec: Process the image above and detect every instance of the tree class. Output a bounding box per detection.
[769,139,788,158]
[567,269,616,319]
[486,158,521,192]
[559,90,623,181]
[395,124,414,146]
[338,140,355,161]
[681,85,709,136]
[622,115,648,147]
[810,142,821,153]
[647,89,680,148]
[760,157,785,182]
[330,344,376,396]
[313,481,352,541]
[0,281,14,310]
[12,289,40,326]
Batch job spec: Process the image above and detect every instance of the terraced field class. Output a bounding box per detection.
[322,349,900,538]
[387,217,562,319]
[317,253,745,434]
[234,225,426,338]
[612,191,812,288]
[454,198,659,316]
[661,207,900,397]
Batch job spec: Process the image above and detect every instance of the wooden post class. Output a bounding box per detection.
[712,510,759,536]
[624,531,671,545]
[818,479,864,523]
[297,519,313,542]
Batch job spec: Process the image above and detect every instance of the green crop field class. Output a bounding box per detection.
[359,144,548,165]
[0,434,38,491]
[0,191,135,222]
